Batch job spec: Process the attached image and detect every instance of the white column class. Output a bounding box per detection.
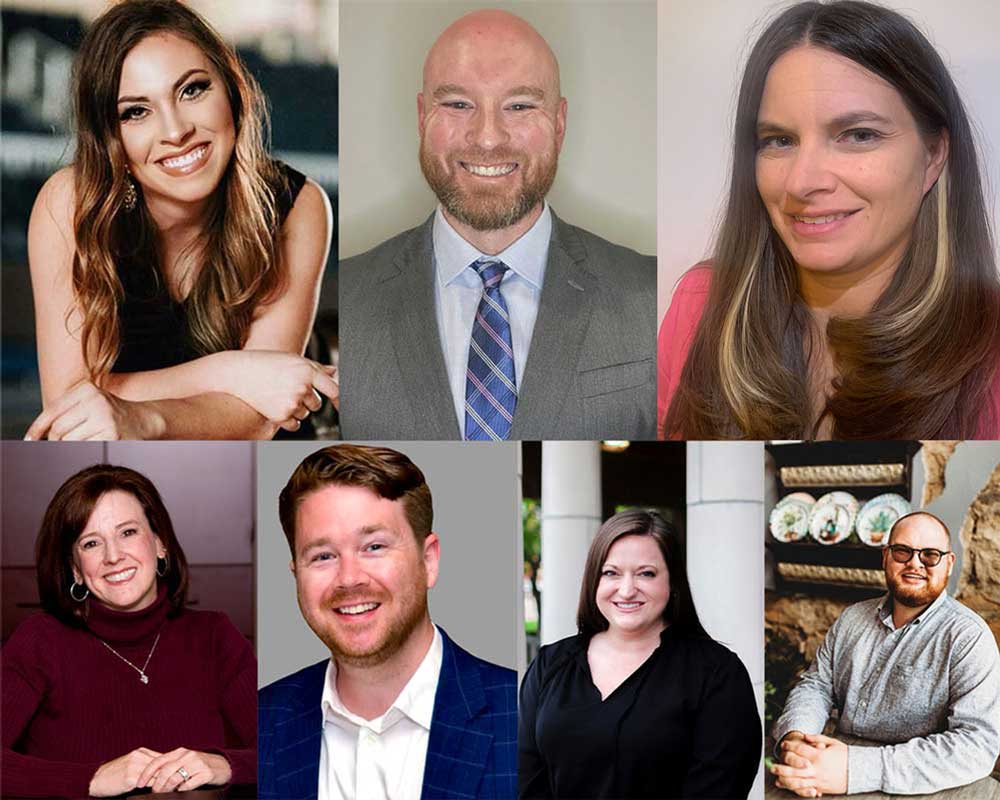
[540,441,602,645]
[687,441,765,800]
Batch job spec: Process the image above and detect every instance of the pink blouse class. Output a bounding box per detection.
[656,266,1000,439]
[657,267,711,439]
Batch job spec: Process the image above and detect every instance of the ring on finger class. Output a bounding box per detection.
[177,766,191,780]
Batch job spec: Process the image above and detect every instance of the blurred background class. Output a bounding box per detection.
[1,0,339,438]
[763,440,1000,782]
[1,440,256,647]
[523,440,765,799]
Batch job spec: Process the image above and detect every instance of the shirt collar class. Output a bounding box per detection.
[321,626,444,733]
[432,203,551,291]
[876,587,950,630]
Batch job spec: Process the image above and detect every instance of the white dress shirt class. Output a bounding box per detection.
[318,627,443,800]
[432,204,551,434]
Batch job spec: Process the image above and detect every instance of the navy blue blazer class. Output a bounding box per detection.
[258,628,517,799]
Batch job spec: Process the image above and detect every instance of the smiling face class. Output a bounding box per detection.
[291,484,439,668]
[117,32,236,213]
[417,10,566,233]
[595,534,670,637]
[883,514,953,610]
[72,490,165,612]
[755,46,946,284]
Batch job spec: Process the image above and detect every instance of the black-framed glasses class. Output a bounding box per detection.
[887,544,951,567]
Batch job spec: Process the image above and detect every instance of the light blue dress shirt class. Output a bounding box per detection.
[432,204,551,435]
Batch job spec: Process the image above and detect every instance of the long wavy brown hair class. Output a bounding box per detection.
[71,0,284,378]
[665,0,1000,439]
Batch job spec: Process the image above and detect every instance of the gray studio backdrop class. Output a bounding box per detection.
[339,0,656,260]
[256,441,521,687]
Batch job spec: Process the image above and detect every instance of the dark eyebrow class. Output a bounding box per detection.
[117,67,209,104]
[756,110,894,136]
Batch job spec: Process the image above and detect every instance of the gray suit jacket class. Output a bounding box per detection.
[339,212,656,439]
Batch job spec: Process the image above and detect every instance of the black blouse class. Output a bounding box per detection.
[518,627,761,799]
[113,161,306,373]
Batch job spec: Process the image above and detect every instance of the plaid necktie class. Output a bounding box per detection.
[464,259,517,440]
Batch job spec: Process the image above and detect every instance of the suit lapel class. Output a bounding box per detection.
[421,630,492,799]
[382,217,463,438]
[275,662,326,799]
[510,214,594,438]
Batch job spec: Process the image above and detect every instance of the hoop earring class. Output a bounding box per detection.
[156,554,169,577]
[123,174,137,212]
[70,581,90,602]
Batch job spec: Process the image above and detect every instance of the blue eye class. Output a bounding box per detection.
[443,101,471,110]
[509,103,535,111]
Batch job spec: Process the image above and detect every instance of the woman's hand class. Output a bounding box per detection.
[136,748,233,793]
[228,350,338,430]
[24,380,162,440]
[88,747,162,797]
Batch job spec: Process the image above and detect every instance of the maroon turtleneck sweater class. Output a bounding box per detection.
[1,585,256,798]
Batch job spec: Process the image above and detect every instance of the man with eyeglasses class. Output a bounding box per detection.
[771,511,1000,798]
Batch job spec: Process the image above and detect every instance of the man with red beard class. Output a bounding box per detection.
[258,445,516,799]
[338,9,655,441]
[771,512,1000,798]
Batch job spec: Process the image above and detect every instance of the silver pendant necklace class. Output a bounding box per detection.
[99,629,162,684]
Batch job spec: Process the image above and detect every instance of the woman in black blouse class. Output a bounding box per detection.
[518,509,761,799]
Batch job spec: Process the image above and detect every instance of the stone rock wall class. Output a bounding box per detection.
[764,593,850,663]
[954,461,1000,644]
[920,440,959,506]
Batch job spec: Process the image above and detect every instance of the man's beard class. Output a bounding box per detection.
[887,570,947,608]
[419,143,558,232]
[303,582,429,670]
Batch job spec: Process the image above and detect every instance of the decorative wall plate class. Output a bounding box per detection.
[808,492,858,545]
[770,497,812,542]
[856,493,911,547]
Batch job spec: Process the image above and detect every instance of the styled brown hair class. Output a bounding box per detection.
[666,0,1000,440]
[576,509,708,640]
[35,464,189,628]
[279,445,434,556]
[70,0,285,378]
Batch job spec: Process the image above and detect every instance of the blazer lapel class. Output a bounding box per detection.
[382,217,463,439]
[510,214,594,438]
[274,662,326,799]
[421,630,492,799]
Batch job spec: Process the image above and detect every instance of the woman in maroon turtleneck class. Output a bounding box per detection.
[1,465,256,798]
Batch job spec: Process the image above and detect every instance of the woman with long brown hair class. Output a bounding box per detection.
[25,0,335,440]
[658,0,1000,440]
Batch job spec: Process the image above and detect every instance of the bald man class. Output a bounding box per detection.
[771,512,1000,797]
[339,9,655,441]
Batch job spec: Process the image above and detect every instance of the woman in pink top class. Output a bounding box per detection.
[658,1,1000,440]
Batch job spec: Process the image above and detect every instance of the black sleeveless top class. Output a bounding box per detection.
[112,162,306,373]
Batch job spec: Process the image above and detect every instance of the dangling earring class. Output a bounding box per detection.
[123,172,137,212]
[156,553,169,577]
[70,580,90,602]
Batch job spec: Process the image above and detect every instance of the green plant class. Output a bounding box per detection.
[523,498,541,634]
